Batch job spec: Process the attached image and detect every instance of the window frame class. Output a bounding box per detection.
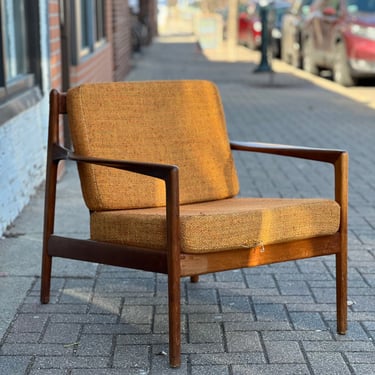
[0,0,42,125]
[72,0,107,64]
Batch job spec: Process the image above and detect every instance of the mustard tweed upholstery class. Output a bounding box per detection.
[91,198,340,254]
[67,81,239,211]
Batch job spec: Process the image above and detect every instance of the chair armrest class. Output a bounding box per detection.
[53,144,178,180]
[230,141,348,227]
[52,144,180,258]
[230,141,346,164]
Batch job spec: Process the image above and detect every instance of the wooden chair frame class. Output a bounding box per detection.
[41,89,348,368]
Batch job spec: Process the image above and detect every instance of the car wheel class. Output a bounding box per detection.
[303,38,319,75]
[333,42,356,87]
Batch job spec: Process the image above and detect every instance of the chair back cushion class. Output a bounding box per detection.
[67,80,239,210]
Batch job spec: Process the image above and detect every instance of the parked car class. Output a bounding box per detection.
[238,1,262,49]
[269,1,291,58]
[281,0,314,67]
[302,0,375,86]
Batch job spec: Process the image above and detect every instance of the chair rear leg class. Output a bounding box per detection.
[41,250,52,304]
[40,157,58,304]
[190,275,199,283]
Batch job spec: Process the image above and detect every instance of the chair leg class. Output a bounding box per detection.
[336,251,347,334]
[168,270,181,368]
[41,249,52,304]
[190,275,199,283]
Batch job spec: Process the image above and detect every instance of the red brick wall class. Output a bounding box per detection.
[48,0,133,87]
[70,0,114,86]
[48,0,62,91]
[112,0,133,81]
[70,45,114,86]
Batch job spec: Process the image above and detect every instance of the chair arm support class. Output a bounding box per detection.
[52,144,181,260]
[230,141,348,230]
[230,141,346,164]
[52,144,178,180]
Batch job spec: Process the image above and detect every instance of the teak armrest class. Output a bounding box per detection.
[52,144,178,180]
[230,141,346,164]
[51,143,181,259]
[230,140,348,230]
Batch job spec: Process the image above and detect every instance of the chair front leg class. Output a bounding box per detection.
[168,267,181,368]
[336,250,348,334]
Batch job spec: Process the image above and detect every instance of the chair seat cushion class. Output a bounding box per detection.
[90,197,340,254]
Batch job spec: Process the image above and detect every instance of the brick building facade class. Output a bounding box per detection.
[0,0,155,236]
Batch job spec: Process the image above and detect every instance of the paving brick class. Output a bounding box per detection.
[10,313,49,333]
[19,303,88,314]
[191,365,229,375]
[253,295,315,304]
[179,343,225,354]
[190,352,265,365]
[50,313,117,324]
[1,343,71,356]
[189,312,254,324]
[264,341,305,364]
[5,332,40,343]
[42,322,81,344]
[95,278,155,296]
[30,370,70,375]
[289,312,327,331]
[232,364,311,374]
[226,331,262,352]
[263,330,332,341]
[307,352,351,375]
[219,295,252,313]
[278,280,311,296]
[112,344,150,369]
[74,334,113,356]
[327,321,371,341]
[253,304,289,322]
[121,305,153,325]
[214,270,244,282]
[116,333,170,345]
[303,340,375,352]
[186,288,218,305]
[224,321,291,332]
[189,323,223,344]
[0,356,31,375]
[33,356,110,369]
[351,365,375,375]
[345,351,375,363]
[70,370,143,375]
[245,274,277,288]
[89,297,123,315]
[83,323,151,335]
[150,354,189,374]
[219,287,280,296]
[287,303,336,312]
[153,314,186,334]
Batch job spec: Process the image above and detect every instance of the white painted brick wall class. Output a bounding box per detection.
[0,1,50,236]
[0,97,49,235]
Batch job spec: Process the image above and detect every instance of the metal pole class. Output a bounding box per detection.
[254,0,273,73]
